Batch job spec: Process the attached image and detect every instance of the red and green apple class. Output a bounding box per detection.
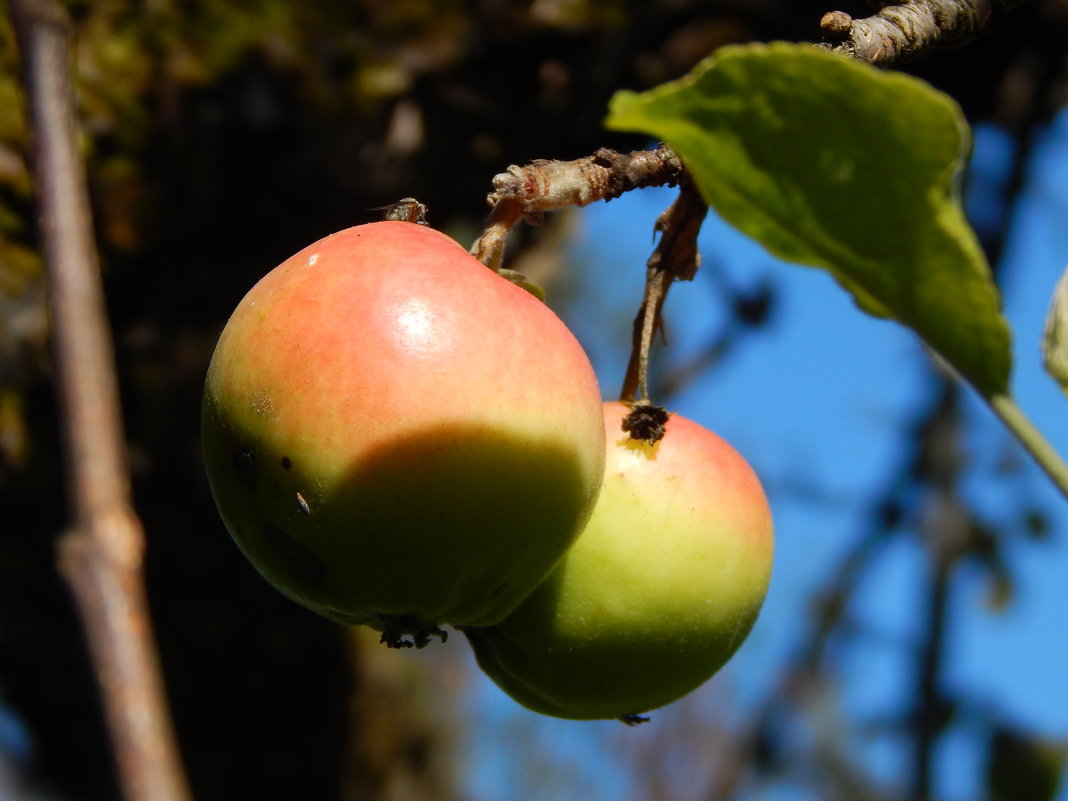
[466,401,774,718]
[202,221,605,645]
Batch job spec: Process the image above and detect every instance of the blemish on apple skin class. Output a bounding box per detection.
[296,492,311,516]
[251,389,273,416]
[264,524,325,580]
[234,448,256,490]
[306,253,319,266]
[281,456,292,470]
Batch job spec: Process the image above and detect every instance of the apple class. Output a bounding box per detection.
[465,401,774,719]
[202,221,605,645]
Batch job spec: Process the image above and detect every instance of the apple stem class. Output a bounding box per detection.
[619,179,707,405]
[632,267,669,405]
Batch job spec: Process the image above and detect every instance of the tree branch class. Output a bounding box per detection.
[820,0,1029,65]
[470,145,684,268]
[907,381,967,801]
[8,1,191,799]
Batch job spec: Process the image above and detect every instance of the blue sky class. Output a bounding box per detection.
[455,108,1068,801]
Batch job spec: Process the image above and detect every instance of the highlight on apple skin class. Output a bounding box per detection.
[201,221,606,645]
[465,401,774,719]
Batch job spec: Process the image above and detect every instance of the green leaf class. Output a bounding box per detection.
[1042,266,1068,395]
[606,42,1012,396]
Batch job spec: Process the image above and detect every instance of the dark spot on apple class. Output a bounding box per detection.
[264,524,325,581]
[234,448,256,490]
[491,582,508,597]
[281,456,292,470]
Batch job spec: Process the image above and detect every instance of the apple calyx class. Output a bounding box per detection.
[621,401,669,444]
[377,615,448,649]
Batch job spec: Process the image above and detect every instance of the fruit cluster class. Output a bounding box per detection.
[202,220,774,721]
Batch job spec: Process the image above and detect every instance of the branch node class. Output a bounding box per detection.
[825,0,1026,65]
[820,10,854,38]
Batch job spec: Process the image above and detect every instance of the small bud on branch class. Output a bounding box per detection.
[822,0,1027,65]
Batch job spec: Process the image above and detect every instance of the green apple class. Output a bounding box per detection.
[466,401,774,718]
[202,221,605,645]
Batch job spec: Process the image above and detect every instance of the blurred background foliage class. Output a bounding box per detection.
[2,1,1068,800]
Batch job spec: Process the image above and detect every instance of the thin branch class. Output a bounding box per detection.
[8,2,192,800]
[820,0,1029,65]
[907,381,967,801]
[470,145,684,268]
[911,559,952,800]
